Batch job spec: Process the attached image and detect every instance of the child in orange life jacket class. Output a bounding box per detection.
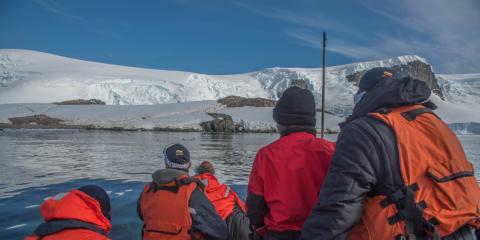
[25,185,112,240]
[195,161,251,240]
[137,143,228,240]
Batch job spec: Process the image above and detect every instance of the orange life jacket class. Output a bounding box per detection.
[349,105,480,240]
[24,189,111,240]
[195,173,246,220]
[139,173,203,240]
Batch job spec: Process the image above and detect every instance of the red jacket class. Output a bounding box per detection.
[247,132,335,233]
[25,189,111,240]
[196,173,246,220]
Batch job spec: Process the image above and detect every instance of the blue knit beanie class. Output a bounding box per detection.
[359,67,395,92]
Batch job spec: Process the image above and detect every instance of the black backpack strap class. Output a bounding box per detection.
[401,107,440,121]
[189,177,205,191]
[382,184,442,240]
[403,186,427,239]
[34,219,107,237]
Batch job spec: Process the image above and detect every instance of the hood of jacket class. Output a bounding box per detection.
[152,168,188,185]
[195,173,222,193]
[40,189,112,233]
[341,77,432,128]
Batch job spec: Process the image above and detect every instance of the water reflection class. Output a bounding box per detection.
[0,178,243,240]
[0,129,477,239]
[0,131,278,198]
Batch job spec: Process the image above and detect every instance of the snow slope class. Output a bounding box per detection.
[0,49,269,105]
[437,73,480,106]
[432,73,480,134]
[1,49,479,133]
[0,49,425,117]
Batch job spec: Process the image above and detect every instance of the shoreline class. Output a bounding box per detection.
[0,124,339,134]
[0,102,344,134]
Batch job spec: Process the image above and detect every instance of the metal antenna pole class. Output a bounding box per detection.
[321,31,327,138]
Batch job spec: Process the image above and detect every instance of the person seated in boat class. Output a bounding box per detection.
[300,68,480,239]
[137,143,228,240]
[25,185,112,240]
[246,86,336,240]
[195,161,251,240]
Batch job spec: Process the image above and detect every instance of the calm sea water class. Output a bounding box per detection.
[0,130,478,239]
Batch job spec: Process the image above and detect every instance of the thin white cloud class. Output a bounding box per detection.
[360,0,480,73]
[285,29,322,49]
[239,0,480,73]
[234,2,348,33]
[31,0,123,40]
[32,0,85,22]
[286,29,389,60]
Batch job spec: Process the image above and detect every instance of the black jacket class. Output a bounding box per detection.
[300,77,432,239]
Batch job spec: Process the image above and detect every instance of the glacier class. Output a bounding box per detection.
[0,50,427,113]
[0,49,479,133]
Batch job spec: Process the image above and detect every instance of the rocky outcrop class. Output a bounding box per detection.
[290,79,309,89]
[346,60,444,99]
[1,114,91,129]
[200,113,236,132]
[8,114,65,126]
[218,96,276,108]
[53,99,106,105]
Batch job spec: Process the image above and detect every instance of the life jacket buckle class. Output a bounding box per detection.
[395,234,408,240]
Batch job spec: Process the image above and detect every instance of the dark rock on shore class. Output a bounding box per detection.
[8,114,65,126]
[53,99,106,105]
[152,127,201,132]
[218,96,276,108]
[201,113,236,132]
[1,114,92,129]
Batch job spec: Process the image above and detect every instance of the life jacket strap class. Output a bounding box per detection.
[34,219,107,238]
[426,171,474,183]
[383,183,442,240]
[400,107,439,121]
[148,182,181,193]
[224,186,230,198]
[404,186,426,238]
[387,201,427,224]
[148,176,205,193]
[381,183,419,208]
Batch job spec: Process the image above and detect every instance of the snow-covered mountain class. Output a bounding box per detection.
[1,49,479,128]
[0,50,430,114]
[437,73,480,106]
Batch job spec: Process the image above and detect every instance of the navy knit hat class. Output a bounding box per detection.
[359,67,395,92]
[78,185,111,220]
[273,86,316,126]
[163,143,191,171]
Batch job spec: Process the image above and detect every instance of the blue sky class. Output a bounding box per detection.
[1,0,479,74]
